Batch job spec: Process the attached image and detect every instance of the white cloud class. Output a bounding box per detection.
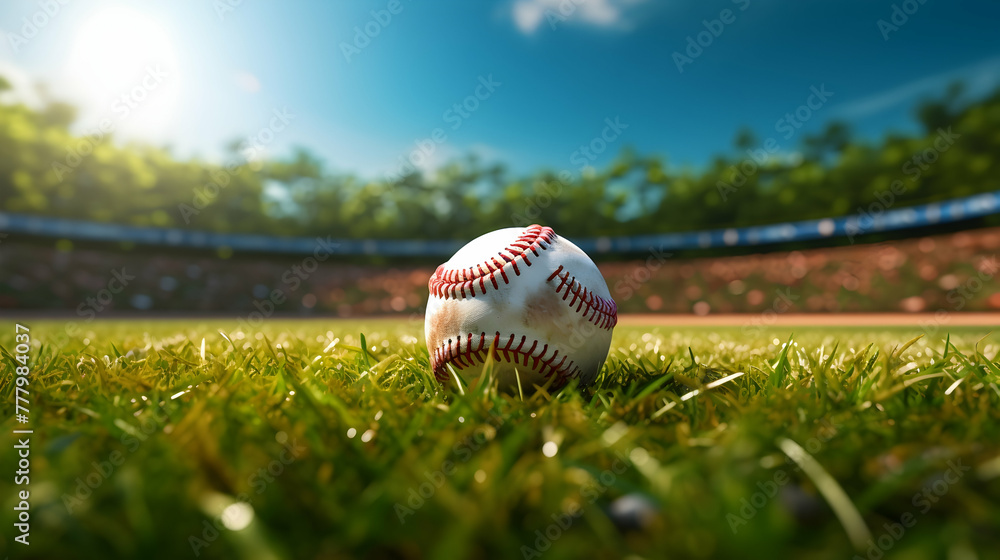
[829,56,1000,120]
[511,0,647,34]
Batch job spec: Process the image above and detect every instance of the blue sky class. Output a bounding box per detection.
[1,0,998,179]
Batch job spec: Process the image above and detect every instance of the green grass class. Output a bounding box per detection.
[2,319,1000,559]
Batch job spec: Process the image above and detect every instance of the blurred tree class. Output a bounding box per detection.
[802,121,851,163]
[916,81,964,133]
[733,127,758,151]
[0,77,997,241]
[40,102,76,129]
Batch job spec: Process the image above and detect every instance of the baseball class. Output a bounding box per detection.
[425,224,617,391]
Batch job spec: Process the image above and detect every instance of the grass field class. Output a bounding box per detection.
[2,319,1000,559]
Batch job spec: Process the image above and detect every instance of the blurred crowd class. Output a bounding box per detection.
[3,227,999,316]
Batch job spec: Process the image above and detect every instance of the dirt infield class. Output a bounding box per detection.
[618,313,1000,327]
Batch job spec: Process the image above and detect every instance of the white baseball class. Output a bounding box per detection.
[424,224,617,390]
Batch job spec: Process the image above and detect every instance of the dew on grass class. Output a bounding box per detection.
[608,493,660,531]
[629,447,650,466]
[603,422,628,445]
[221,502,254,531]
[26,319,1000,558]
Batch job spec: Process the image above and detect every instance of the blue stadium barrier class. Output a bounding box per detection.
[1,191,999,257]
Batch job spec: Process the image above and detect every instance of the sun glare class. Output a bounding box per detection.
[66,7,180,135]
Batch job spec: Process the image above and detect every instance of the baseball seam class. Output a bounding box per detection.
[546,265,618,330]
[431,331,582,383]
[428,225,557,299]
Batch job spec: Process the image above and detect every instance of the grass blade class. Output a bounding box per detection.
[778,437,871,551]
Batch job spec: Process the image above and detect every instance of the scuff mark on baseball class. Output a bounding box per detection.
[425,224,617,391]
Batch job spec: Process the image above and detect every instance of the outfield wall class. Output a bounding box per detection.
[2,191,999,256]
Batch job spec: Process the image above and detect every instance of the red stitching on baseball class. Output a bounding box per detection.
[428,225,557,299]
[430,331,582,384]
[547,265,618,330]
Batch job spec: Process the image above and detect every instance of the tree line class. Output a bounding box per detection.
[1,76,997,242]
